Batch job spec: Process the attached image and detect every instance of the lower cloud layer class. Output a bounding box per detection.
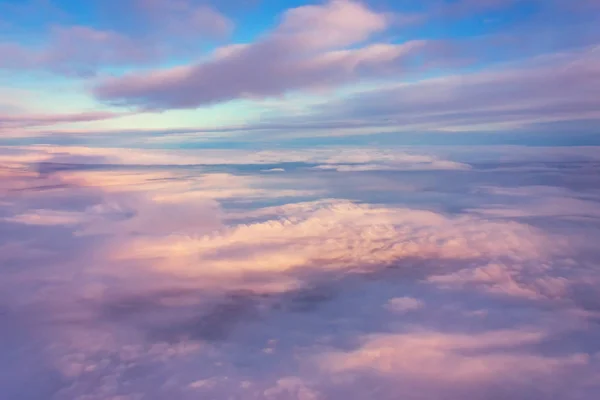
[1,145,600,399]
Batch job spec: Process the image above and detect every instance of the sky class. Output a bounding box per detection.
[0,0,599,145]
[2,1,600,400]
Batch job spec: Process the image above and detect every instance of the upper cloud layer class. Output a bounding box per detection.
[0,1,233,75]
[93,0,434,109]
[258,45,600,133]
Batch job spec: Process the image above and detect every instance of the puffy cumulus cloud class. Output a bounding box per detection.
[93,0,435,109]
[274,0,389,49]
[109,199,552,294]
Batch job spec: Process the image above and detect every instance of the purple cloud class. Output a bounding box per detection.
[0,26,160,76]
[87,45,600,136]
[0,1,233,75]
[93,0,436,110]
[2,145,600,399]
[0,110,129,131]
[299,46,600,132]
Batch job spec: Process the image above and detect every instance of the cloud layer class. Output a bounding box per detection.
[2,145,600,399]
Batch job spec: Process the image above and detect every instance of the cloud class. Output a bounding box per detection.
[385,296,424,313]
[311,159,469,172]
[0,2,233,75]
[1,144,472,171]
[283,46,600,133]
[264,377,322,400]
[93,0,434,109]
[467,186,600,220]
[0,146,555,297]
[105,199,551,296]
[428,262,571,300]
[0,110,128,131]
[0,26,161,75]
[2,145,459,182]
[2,0,600,396]
[4,209,87,226]
[89,44,600,133]
[318,329,589,384]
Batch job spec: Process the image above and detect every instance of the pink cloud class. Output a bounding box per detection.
[318,329,589,385]
[385,296,424,313]
[0,26,161,76]
[275,0,390,50]
[44,26,161,74]
[0,42,34,69]
[0,1,233,75]
[103,198,550,295]
[0,110,128,130]
[93,0,433,110]
[306,46,600,133]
